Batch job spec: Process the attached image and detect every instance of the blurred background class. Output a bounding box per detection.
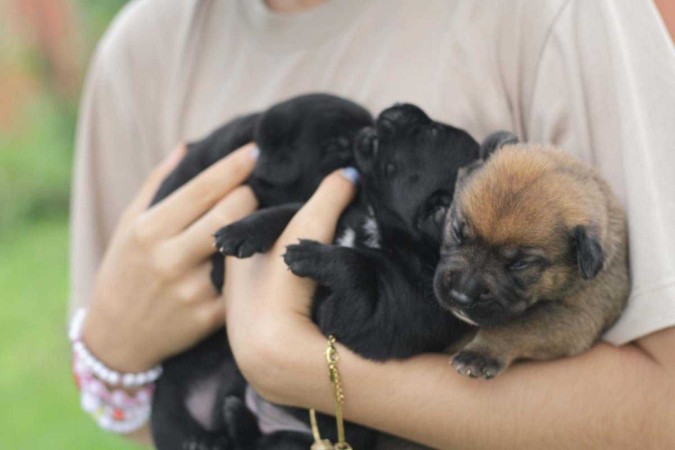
[0,1,137,448]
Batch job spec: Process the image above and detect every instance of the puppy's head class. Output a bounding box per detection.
[354,103,479,243]
[434,142,607,327]
[251,93,373,203]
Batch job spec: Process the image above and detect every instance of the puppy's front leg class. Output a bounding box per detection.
[215,203,302,258]
[453,302,603,379]
[283,239,377,287]
[283,240,393,358]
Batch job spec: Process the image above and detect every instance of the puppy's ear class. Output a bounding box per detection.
[572,225,605,279]
[453,131,517,194]
[479,131,519,160]
[354,126,378,174]
[416,190,452,240]
[454,159,484,193]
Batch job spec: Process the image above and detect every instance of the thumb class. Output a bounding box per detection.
[274,167,358,254]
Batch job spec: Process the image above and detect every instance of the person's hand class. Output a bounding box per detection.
[223,169,357,403]
[82,143,258,372]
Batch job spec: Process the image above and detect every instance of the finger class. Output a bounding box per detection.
[142,143,257,239]
[273,167,358,257]
[174,263,219,304]
[125,144,187,218]
[169,186,258,266]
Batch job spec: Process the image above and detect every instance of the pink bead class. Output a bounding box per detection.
[90,379,105,395]
[136,389,150,403]
[111,390,128,408]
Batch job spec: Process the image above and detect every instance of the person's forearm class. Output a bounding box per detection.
[243,324,674,449]
[343,344,671,449]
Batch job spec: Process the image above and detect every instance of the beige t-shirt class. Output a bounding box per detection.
[71,0,675,345]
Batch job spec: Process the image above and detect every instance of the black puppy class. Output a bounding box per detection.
[149,94,373,450]
[219,103,478,447]
[282,104,478,359]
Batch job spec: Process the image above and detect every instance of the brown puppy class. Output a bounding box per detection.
[434,133,630,379]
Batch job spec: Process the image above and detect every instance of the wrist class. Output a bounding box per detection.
[240,319,327,405]
[70,308,160,434]
[81,306,159,373]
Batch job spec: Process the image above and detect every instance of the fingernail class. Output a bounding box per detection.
[251,145,260,160]
[340,167,360,185]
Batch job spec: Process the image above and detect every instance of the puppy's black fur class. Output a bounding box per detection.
[150,95,477,449]
[150,94,373,450]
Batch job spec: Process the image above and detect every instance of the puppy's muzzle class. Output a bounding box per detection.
[436,269,492,308]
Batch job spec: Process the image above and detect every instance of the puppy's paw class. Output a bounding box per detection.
[214,223,266,258]
[452,350,505,380]
[283,239,325,278]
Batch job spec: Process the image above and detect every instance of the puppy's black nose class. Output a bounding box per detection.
[448,274,490,306]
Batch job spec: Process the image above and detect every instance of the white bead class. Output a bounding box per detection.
[81,392,98,412]
[99,415,112,429]
[122,373,134,388]
[132,373,144,386]
[69,309,85,341]
[109,372,120,385]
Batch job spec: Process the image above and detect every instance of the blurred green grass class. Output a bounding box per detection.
[0,94,75,230]
[0,218,135,449]
[0,0,138,448]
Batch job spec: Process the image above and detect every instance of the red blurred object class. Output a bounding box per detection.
[0,0,82,131]
[11,0,82,98]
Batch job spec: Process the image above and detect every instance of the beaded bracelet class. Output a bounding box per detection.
[69,308,162,433]
[73,351,154,433]
[68,308,162,388]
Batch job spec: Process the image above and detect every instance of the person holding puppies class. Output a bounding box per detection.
[71,0,675,448]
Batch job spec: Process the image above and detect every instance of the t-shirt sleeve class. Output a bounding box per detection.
[522,0,675,344]
[68,1,169,318]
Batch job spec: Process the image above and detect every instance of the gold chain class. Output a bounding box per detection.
[309,335,353,450]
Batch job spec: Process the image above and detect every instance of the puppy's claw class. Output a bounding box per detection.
[452,350,504,380]
[215,224,266,258]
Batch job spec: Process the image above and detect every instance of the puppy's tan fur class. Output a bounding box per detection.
[443,144,629,378]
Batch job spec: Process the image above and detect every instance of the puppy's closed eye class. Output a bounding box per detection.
[509,259,530,271]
